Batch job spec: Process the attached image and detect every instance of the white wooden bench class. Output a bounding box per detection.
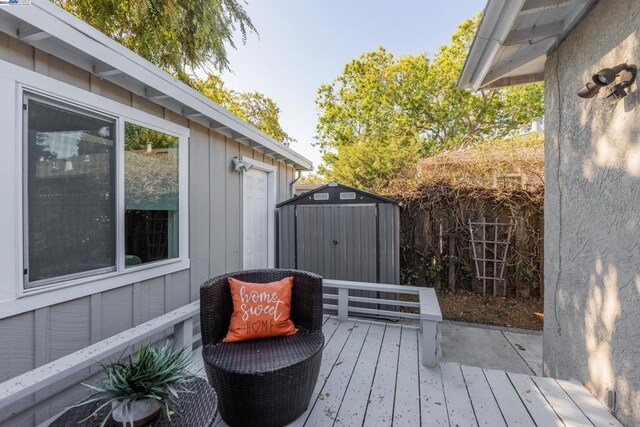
[0,301,199,413]
[323,280,443,367]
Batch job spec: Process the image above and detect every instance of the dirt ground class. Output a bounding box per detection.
[401,290,543,330]
[435,290,543,331]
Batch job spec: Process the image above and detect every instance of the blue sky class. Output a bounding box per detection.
[220,0,487,170]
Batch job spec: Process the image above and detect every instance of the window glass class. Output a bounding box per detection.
[124,123,179,266]
[25,97,116,286]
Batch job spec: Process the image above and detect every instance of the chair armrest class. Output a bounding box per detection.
[200,275,233,346]
[288,270,323,332]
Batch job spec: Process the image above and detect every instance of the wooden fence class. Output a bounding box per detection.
[398,188,544,298]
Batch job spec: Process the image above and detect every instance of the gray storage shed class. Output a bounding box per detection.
[277,182,400,285]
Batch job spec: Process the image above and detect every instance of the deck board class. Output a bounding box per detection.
[305,320,370,425]
[557,379,623,427]
[334,322,385,426]
[508,372,563,427]
[291,318,358,427]
[362,322,401,426]
[461,365,507,427]
[484,369,535,427]
[440,362,478,427]
[191,316,620,427]
[530,376,594,427]
[418,359,449,426]
[393,326,421,426]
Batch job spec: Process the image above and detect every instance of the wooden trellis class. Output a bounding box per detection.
[468,219,513,296]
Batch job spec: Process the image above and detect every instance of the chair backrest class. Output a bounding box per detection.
[200,269,323,346]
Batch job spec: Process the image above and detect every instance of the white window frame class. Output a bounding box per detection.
[239,157,277,269]
[0,59,189,319]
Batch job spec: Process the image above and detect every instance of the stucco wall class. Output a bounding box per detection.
[544,0,640,425]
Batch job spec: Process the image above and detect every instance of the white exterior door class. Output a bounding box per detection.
[242,168,272,269]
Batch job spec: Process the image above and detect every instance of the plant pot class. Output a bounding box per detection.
[112,399,162,427]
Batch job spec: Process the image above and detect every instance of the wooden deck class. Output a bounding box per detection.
[191,315,622,427]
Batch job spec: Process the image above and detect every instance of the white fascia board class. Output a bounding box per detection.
[459,0,597,90]
[0,0,313,170]
[458,0,526,90]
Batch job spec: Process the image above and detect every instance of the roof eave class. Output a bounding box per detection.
[458,0,598,91]
[0,0,313,171]
[457,0,527,90]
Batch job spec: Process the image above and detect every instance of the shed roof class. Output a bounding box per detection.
[457,0,597,90]
[276,182,399,207]
[0,0,312,170]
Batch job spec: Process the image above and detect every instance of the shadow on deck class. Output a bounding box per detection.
[190,315,621,427]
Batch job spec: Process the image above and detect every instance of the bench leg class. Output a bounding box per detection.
[174,317,194,355]
[421,320,438,367]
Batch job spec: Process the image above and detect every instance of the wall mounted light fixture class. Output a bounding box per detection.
[232,157,254,173]
[577,63,637,102]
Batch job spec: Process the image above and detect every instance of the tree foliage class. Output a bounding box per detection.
[298,173,327,185]
[191,75,293,144]
[54,1,294,144]
[315,14,544,191]
[53,0,256,79]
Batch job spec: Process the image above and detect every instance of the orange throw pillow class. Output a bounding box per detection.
[223,276,298,343]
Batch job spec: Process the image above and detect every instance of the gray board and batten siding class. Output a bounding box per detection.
[277,183,401,311]
[0,32,299,426]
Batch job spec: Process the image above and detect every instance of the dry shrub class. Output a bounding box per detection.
[386,133,544,298]
[417,133,544,190]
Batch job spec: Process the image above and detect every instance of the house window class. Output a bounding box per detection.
[124,123,179,267]
[24,95,117,287]
[23,92,186,290]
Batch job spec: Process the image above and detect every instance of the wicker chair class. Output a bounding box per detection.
[200,269,324,427]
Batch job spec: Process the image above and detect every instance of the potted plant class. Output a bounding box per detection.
[75,342,195,427]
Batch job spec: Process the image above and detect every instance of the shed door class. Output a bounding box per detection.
[296,205,377,282]
[243,168,270,269]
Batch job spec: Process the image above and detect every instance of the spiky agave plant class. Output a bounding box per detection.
[74,342,195,427]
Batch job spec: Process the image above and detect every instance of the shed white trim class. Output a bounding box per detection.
[0,0,313,170]
[458,0,597,90]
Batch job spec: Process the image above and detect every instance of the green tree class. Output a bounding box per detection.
[315,14,544,191]
[316,48,427,190]
[53,0,256,79]
[298,172,327,185]
[235,92,293,145]
[191,75,294,144]
[55,1,293,145]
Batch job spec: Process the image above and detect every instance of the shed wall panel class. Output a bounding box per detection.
[189,122,211,300]
[224,139,241,272]
[34,49,48,74]
[378,204,401,284]
[8,36,33,70]
[278,185,400,312]
[0,311,35,383]
[296,205,377,282]
[0,32,10,59]
[47,55,90,90]
[168,269,191,310]
[100,285,134,338]
[277,205,296,269]
[48,298,92,394]
[209,131,228,278]
[99,78,132,105]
